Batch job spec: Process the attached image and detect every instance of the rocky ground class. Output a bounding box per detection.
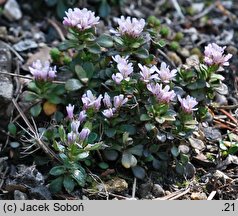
[0,0,238,200]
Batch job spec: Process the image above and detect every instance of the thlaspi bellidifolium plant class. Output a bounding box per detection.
[25,7,232,192]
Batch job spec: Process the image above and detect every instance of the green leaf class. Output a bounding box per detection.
[58,40,76,51]
[145,123,155,131]
[171,146,180,157]
[155,39,166,47]
[84,142,102,151]
[114,37,124,45]
[30,104,42,117]
[105,128,116,138]
[176,162,184,175]
[228,145,238,155]
[63,176,76,193]
[52,84,65,95]
[87,43,101,54]
[88,132,98,143]
[121,152,137,168]
[27,82,40,93]
[24,92,39,102]
[56,0,67,19]
[8,123,17,136]
[65,79,83,91]
[58,125,66,142]
[75,151,89,160]
[53,140,65,152]
[134,48,149,59]
[49,176,63,194]
[103,149,119,161]
[75,65,87,80]
[72,169,86,187]
[99,0,111,17]
[187,79,206,90]
[50,166,65,176]
[97,34,114,48]
[140,114,151,121]
[132,166,146,179]
[46,95,62,104]
[128,145,143,156]
[98,162,109,170]
[120,124,136,135]
[162,115,176,121]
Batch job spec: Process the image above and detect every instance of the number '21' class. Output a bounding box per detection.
[224,203,235,211]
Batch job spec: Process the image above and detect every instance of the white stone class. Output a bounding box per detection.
[3,0,22,21]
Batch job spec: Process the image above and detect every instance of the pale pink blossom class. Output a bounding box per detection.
[138,64,159,83]
[29,60,57,81]
[63,8,100,31]
[82,90,102,111]
[117,16,145,37]
[71,120,80,133]
[113,95,128,109]
[67,131,77,144]
[204,43,232,66]
[103,93,112,108]
[79,128,91,141]
[147,83,175,103]
[112,73,124,84]
[112,55,129,65]
[178,95,198,113]
[66,104,74,119]
[102,108,116,118]
[156,62,177,83]
[78,110,87,123]
[147,83,161,95]
[112,55,133,84]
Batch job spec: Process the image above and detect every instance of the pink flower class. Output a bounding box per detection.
[79,128,91,141]
[102,108,116,118]
[71,120,80,133]
[178,95,198,113]
[117,16,145,37]
[113,95,128,109]
[138,63,159,83]
[112,55,129,65]
[29,60,57,81]
[67,131,77,144]
[156,62,177,83]
[112,73,124,84]
[78,110,87,123]
[204,43,232,66]
[112,55,133,84]
[82,90,102,111]
[103,93,112,108]
[147,83,175,103]
[66,104,74,119]
[147,83,161,95]
[63,8,100,31]
[117,62,133,77]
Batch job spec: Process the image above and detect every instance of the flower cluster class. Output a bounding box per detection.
[29,60,57,81]
[204,43,232,67]
[147,83,176,103]
[117,16,145,38]
[63,8,100,31]
[66,104,90,145]
[82,90,103,111]
[178,95,198,113]
[138,64,159,83]
[112,55,133,84]
[156,62,177,83]
[102,93,128,118]
[67,121,90,145]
